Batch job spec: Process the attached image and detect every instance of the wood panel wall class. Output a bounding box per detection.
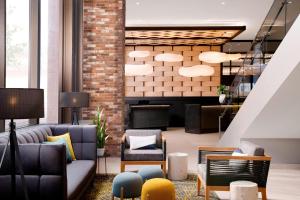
[125,45,221,97]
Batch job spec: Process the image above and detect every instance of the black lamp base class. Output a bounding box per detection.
[72,110,79,125]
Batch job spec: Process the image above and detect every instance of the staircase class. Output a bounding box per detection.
[218,0,300,163]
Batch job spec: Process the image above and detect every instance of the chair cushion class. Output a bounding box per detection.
[67,160,95,199]
[239,141,264,156]
[112,172,143,198]
[124,149,164,161]
[125,129,162,148]
[198,164,207,182]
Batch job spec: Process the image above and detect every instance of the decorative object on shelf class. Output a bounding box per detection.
[60,92,89,125]
[93,107,109,157]
[128,50,150,58]
[0,88,44,200]
[199,51,242,63]
[217,84,228,104]
[155,53,183,62]
[125,64,153,76]
[178,65,215,77]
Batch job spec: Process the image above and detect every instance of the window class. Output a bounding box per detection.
[5,0,30,130]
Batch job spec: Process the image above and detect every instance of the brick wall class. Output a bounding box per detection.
[82,0,125,156]
[125,45,221,97]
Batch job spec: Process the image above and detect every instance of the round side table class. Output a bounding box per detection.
[167,152,188,181]
[230,181,258,200]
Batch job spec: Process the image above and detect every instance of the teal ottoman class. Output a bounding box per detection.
[112,172,143,200]
[138,167,164,182]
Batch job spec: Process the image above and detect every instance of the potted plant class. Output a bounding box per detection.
[217,84,228,104]
[93,107,109,157]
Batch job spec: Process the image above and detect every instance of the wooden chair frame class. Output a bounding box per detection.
[197,146,271,200]
[120,135,167,175]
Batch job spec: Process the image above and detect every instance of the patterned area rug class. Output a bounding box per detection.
[83,174,219,200]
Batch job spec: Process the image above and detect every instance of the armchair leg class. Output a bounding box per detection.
[205,186,210,200]
[261,188,267,200]
[161,161,167,176]
[120,162,125,172]
[197,176,201,196]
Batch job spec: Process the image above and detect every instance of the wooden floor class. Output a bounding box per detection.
[98,128,300,200]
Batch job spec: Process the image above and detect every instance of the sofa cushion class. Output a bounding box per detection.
[239,141,264,156]
[47,133,76,161]
[67,160,96,199]
[125,129,162,148]
[124,149,164,161]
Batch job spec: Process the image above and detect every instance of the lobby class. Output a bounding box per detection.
[0,0,300,199]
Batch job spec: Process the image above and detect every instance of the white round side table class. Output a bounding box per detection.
[230,181,258,200]
[167,152,188,181]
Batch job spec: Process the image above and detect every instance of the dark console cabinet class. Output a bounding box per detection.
[130,105,170,130]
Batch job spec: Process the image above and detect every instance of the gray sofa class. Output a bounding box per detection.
[0,124,97,200]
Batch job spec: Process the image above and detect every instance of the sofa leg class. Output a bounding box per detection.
[120,162,125,172]
[197,176,201,196]
[205,186,210,200]
[261,188,267,200]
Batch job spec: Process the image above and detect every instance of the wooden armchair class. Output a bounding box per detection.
[120,129,167,174]
[197,142,271,200]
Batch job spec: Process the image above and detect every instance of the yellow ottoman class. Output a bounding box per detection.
[141,178,175,200]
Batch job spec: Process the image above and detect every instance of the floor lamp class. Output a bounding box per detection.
[0,88,44,200]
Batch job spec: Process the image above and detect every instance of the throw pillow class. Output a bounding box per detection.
[129,135,156,150]
[229,149,248,172]
[47,133,76,160]
[43,138,72,163]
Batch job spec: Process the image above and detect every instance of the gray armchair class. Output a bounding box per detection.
[197,141,271,200]
[120,129,166,174]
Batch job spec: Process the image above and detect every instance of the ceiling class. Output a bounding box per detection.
[125,26,245,45]
[126,0,274,40]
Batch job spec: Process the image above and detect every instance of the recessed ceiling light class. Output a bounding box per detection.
[136,1,140,6]
[221,1,226,5]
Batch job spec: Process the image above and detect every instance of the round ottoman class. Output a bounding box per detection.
[230,181,258,200]
[141,178,175,200]
[168,152,188,180]
[112,172,143,199]
[138,167,164,182]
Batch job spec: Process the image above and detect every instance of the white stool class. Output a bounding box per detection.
[167,152,188,181]
[230,181,258,200]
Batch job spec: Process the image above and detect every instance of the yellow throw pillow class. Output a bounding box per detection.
[47,133,76,160]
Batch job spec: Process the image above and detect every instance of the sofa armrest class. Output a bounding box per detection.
[198,146,237,164]
[0,144,67,200]
[50,125,97,161]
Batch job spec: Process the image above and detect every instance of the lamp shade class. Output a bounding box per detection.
[0,88,44,119]
[178,65,215,77]
[125,64,153,76]
[60,92,89,108]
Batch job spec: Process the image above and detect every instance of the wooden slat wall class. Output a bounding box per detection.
[125,45,221,97]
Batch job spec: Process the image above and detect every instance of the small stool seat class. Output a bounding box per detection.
[141,178,175,200]
[112,172,143,199]
[168,152,188,180]
[230,181,258,200]
[138,167,164,182]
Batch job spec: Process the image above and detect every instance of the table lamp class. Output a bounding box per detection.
[60,92,89,125]
[0,88,44,200]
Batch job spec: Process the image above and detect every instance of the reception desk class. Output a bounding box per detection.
[129,105,170,130]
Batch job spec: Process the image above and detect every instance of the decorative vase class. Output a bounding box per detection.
[97,148,105,157]
[219,94,226,104]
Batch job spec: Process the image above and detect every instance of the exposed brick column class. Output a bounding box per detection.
[82,0,125,156]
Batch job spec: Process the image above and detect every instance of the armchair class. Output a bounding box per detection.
[120,129,166,174]
[197,141,271,200]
